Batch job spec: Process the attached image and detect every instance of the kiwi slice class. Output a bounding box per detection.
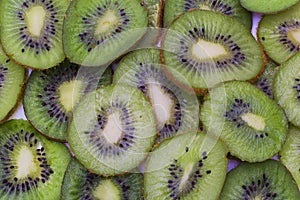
[274,53,300,127]
[142,0,163,27]
[144,132,228,199]
[63,0,148,67]
[23,60,112,141]
[0,119,71,199]
[61,158,143,199]
[258,2,300,64]
[163,0,252,29]
[279,126,300,188]
[68,84,156,176]
[0,0,70,69]
[240,0,299,13]
[201,81,287,162]
[113,49,199,143]
[220,160,300,199]
[161,10,264,91]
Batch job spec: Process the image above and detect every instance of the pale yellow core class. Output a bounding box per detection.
[148,82,173,129]
[93,179,121,200]
[16,147,37,179]
[178,163,194,192]
[102,112,123,144]
[287,29,300,45]
[95,10,118,35]
[191,39,227,60]
[254,196,262,200]
[199,4,212,11]
[241,113,266,131]
[58,80,83,112]
[25,6,46,37]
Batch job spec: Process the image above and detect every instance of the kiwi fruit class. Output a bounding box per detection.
[0,0,70,69]
[161,10,264,92]
[23,60,112,141]
[68,84,156,176]
[61,158,143,200]
[258,2,300,64]
[201,81,287,162]
[63,0,148,67]
[220,159,300,199]
[163,0,252,29]
[144,132,228,199]
[240,0,299,14]
[113,49,199,143]
[142,0,164,27]
[0,119,71,199]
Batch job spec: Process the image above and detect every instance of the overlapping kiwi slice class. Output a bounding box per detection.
[0,0,70,69]
[201,81,287,162]
[220,160,300,199]
[23,60,112,141]
[161,10,264,92]
[113,49,199,143]
[144,132,228,199]
[61,158,143,199]
[163,0,252,29]
[258,2,300,64]
[68,84,156,176]
[0,119,71,199]
[63,0,148,66]
[240,0,299,14]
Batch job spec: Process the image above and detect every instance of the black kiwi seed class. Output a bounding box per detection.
[293,78,300,99]
[0,66,8,88]
[277,20,300,53]
[184,0,233,15]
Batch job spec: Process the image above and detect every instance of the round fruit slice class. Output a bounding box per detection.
[113,49,199,143]
[144,132,228,200]
[161,10,264,91]
[274,53,300,127]
[0,0,70,69]
[220,160,300,199]
[201,81,287,162]
[61,159,143,199]
[23,60,112,141]
[240,0,299,13]
[0,119,71,200]
[63,0,148,66]
[68,85,156,176]
[258,2,300,64]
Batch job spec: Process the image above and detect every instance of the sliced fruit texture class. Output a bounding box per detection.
[240,0,299,13]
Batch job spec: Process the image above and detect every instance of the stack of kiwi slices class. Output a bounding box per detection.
[0,0,300,199]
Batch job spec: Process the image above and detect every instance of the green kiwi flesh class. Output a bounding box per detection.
[161,10,264,90]
[0,119,71,199]
[61,158,143,200]
[63,0,148,66]
[144,132,228,199]
[258,2,300,64]
[240,0,299,13]
[201,81,287,162]
[0,0,70,69]
[220,160,300,199]
[68,84,156,176]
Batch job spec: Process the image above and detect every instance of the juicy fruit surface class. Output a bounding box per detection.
[0,120,71,200]
[68,85,156,176]
[240,0,299,13]
[220,160,300,199]
[161,10,263,90]
[144,132,228,200]
[201,81,287,162]
[0,0,70,69]
[63,0,148,66]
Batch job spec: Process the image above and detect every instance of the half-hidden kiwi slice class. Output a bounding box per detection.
[113,49,199,143]
[201,81,288,162]
[144,132,228,199]
[258,2,300,64]
[142,0,163,27]
[163,0,252,29]
[68,84,156,176]
[240,0,299,14]
[0,0,70,69]
[23,60,112,141]
[61,158,143,200]
[161,10,264,92]
[63,0,148,67]
[220,159,300,199]
[0,45,26,123]
[274,53,300,127]
[0,119,71,199]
